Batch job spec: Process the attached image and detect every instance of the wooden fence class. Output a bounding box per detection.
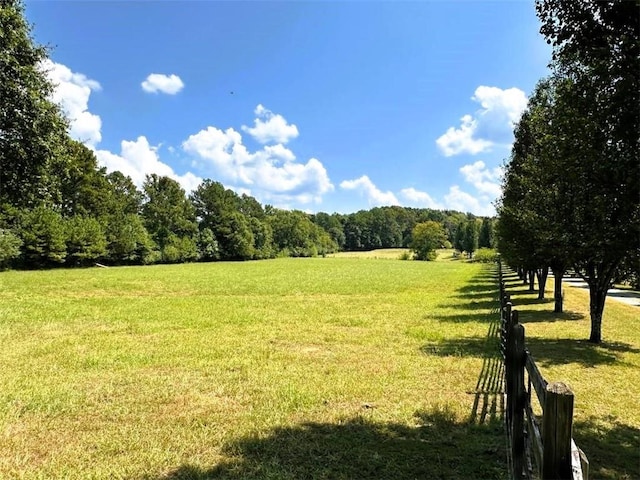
[498,260,589,480]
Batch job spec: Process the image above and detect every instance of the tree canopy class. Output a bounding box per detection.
[498,0,640,343]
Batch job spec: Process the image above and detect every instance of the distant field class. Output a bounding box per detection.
[0,258,637,479]
[328,248,455,260]
[0,257,506,479]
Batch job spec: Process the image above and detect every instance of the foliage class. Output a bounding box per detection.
[398,250,412,261]
[196,227,219,262]
[472,248,498,264]
[142,174,197,251]
[0,228,22,269]
[497,0,640,343]
[161,234,199,264]
[0,0,68,209]
[410,221,446,261]
[105,213,154,264]
[64,215,107,265]
[17,206,67,267]
[478,218,495,249]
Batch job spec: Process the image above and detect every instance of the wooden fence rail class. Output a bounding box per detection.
[498,259,589,480]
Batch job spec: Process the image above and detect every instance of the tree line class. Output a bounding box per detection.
[496,0,639,344]
[0,0,495,270]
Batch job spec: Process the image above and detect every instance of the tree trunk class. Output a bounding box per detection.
[528,270,535,292]
[518,267,525,280]
[536,267,549,300]
[551,265,565,313]
[588,283,607,344]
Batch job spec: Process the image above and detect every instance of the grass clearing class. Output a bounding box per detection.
[1,259,637,479]
[501,270,640,480]
[0,258,506,479]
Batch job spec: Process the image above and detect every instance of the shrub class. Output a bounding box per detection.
[472,248,498,263]
[398,250,412,261]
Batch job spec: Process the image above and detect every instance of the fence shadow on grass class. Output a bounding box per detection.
[147,408,507,480]
[467,314,505,427]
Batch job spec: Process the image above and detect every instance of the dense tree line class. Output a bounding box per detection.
[497,0,639,343]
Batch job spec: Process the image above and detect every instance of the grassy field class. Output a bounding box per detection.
[0,255,506,479]
[0,254,637,479]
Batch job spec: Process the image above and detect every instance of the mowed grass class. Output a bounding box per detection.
[501,270,640,480]
[0,257,507,479]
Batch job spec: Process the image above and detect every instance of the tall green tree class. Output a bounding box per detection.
[65,215,107,266]
[534,0,640,343]
[142,174,197,256]
[478,218,495,249]
[410,221,446,261]
[0,0,68,208]
[18,205,67,267]
[497,80,570,304]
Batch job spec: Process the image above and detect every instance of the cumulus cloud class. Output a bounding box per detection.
[399,187,443,209]
[141,73,184,94]
[377,160,503,216]
[459,160,503,198]
[241,104,299,144]
[183,113,332,205]
[444,185,495,216]
[95,136,201,193]
[42,59,102,147]
[339,175,400,207]
[436,86,527,157]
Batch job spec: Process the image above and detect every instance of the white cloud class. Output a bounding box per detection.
[42,59,102,147]
[183,113,332,205]
[340,175,400,207]
[459,160,503,198]
[436,86,527,156]
[241,104,299,144]
[399,187,443,209]
[95,136,201,193]
[141,73,184,95]
[436,114,493,157]
[444,185,495,216]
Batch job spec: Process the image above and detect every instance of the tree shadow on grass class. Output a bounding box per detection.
[573,415,640,480]
[525,337,640,368]
[422,336,638,368]
[516,309,585,323]
[146,408,508,480]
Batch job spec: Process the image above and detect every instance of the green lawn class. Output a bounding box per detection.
[0,257,637,479]
[0,256,506,479]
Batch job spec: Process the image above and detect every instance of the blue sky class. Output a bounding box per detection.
[27,1,551,215]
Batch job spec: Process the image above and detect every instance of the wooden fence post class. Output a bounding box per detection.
[511,321,526,479]
[505,308,516,424]
[542,382,574,479]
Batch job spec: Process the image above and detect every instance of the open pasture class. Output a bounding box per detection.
[0,257,506,479]
[0,257,638,479]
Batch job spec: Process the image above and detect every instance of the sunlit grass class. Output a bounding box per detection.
[0,258,506,479]
[501,270,640,480]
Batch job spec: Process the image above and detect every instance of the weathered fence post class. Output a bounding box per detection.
[542,382,575,479]
[504,305,514,424]
[511,318,526,479]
